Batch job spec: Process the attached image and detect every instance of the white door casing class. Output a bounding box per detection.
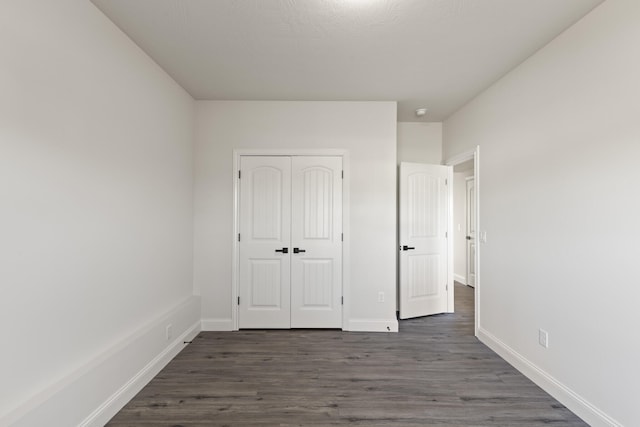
[466,177,476,288]
[238,156,292,328]
[291,156,343,328]
[399,162,451,319]
[238,155,343,329]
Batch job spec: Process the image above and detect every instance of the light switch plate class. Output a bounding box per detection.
[539,329,549,348]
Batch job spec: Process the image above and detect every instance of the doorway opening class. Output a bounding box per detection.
[452,159,475,288]
[445,146,480,336]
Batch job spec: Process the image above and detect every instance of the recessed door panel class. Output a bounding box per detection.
[408,173,440,238]
[301,259,334,308]
[249,259,282,308]
[303,167,333,240]
[408,254,439,298]
[251,167,283,240]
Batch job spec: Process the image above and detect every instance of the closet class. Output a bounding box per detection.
[238,156,343,328]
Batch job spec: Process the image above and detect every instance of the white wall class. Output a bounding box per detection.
[194,101,398,331]
[443,1,640,425]
[453,170,473,283]
[397,122,442,164]
[0,1,198,425]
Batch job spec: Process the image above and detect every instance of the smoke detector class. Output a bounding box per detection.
[415,108,428,117]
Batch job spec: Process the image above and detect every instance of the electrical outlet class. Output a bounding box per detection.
[166,324,173,341]
[480,230,487,243]
[538,329,549,348]
[378,292,385,303]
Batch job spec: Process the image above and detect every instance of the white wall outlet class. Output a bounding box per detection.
[480,230,487,243]
[378,292,385,303]
[539,328,549,348]
[166,324,173,341]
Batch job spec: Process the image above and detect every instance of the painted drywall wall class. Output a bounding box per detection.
[443,1,640,425]
[453,170,474,284]
[397,122,442,164]
[194,101,398,331]
[0,0,197,425]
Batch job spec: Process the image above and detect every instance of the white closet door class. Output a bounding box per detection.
[238,156,291,329]
[399,162,450,319]
[290,156,343,328]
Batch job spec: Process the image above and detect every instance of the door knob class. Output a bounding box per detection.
[275,247,289,253]
[293,248,306,254]
[466,236,472,240]
[402,245,415,251]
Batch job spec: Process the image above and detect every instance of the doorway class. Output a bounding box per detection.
[232,150,349,330]
[465,176,476,287]
[445,146,480,336]
[452,160,475,287]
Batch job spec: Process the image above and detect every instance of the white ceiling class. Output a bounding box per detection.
[91,0,602,122]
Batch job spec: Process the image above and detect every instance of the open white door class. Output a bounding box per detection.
[466,177,476,287]
[239,156,292,328]
[399,162,451,319]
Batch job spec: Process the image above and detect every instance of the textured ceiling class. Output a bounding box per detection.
[91,0,603,122]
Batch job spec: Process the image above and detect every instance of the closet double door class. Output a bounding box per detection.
[238,156,343,329]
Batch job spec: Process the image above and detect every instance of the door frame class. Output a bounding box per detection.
[232,149,350,331]
[445,146,480,336]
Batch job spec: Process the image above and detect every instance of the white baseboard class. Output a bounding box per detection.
[202,317,399,333]
[4,296,201,427]
[346,319,399,332]
[477,327,622,427]
[80,320,201,427]
[454,273,466,285]
[201,317,234,331]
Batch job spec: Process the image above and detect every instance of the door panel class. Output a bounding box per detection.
[250,167,285,239]
[302,167,333,239]
[408,173,440,238]
[301,259,333,306]
[291,156,342,328]
[399,162,450,319]
[239,156,291,328]
[408,253,439,298]
[248,260,283,307]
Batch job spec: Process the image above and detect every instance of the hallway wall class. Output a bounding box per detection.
[444,1,640,425]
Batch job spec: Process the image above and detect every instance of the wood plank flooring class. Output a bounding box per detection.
[107,283,587,426]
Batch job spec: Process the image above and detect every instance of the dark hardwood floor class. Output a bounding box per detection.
[107,283,587,426]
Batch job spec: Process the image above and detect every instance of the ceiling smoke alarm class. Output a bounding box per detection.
[415,108,428,117]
